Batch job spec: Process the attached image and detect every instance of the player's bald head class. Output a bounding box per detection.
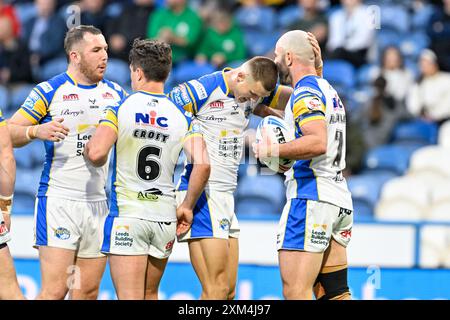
[276,30,315,67]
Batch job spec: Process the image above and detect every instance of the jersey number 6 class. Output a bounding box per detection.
[137,146,162,181]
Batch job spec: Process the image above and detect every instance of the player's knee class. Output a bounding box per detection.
[282,284,311,300]
[39,285,68,300]
[315,265,351,300]
[204,282,229,299]
[227,287,236,300]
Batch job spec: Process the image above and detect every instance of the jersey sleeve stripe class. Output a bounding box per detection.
[99,119,118,133]
[184,84,198,114]
[0,120,6,127]
[268,85,282,109]
[183,132,203,142]
[298,115,326,126]
[19,108,40,124]
[293,93,317,104]
[33,88,49,108]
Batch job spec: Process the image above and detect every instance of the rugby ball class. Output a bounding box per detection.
[255,116,296,173]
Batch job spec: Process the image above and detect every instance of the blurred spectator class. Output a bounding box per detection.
[0,0,20,38]
[196,0,235,24]
[23,0,66,67]
[147,0,203,65]
[106,0,156,61]
[0,16,33,85]
[378,46,415,106]
[79,0,108,33]
[407,49,450,125]
[286,0,328,50]
[427,0,450,71]
[195,11,246,68]
[362,76,410,149]
[327,0,375,68]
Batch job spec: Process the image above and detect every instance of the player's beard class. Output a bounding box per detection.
[79,55,104,84]
[277,61,291,86]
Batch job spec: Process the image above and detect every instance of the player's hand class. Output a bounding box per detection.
[252,128,276,159]
[176,204,193,237]
[2,212,11,231]
[33,118,69,142]
[307,32,322,70]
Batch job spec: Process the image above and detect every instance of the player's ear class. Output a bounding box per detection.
[69,50,80,64]
[236,71,246,83]
[285,51,293,67]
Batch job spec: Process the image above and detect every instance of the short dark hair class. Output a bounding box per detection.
[247,56,278,92]
[129,39,172,82]
[64,25,102,61]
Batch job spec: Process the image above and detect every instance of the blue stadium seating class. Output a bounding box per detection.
[323,60,356,89]
[38,57,68,82]
[364,144,421,174]
[243,30,280,57]
[13,146,35,169]
[356,64,378,86]
[411,4,434,30]
[12,192,36,214]
[380,5,410,33]
[352,199,375,220]
[391,119,438,145]
[376,29,402,52]
[277,5,303,29]
[9,85,35,112]
[236,195,280,216]
[172,61,216,85]
[399,32,430,59]
[236,174,285,214]
[105,58,131,87]
[235,5,277,33]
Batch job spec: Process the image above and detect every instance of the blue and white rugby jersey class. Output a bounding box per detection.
[169,68,281,193]
[284,75,353,210]
[19,72,126,201]
[0,109,5,127]
[100,91,193,221]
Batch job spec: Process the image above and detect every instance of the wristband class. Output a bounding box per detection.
[0,194,13,215]
[25,126,33,141]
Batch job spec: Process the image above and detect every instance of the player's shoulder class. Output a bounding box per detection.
[35,73,69,95]
[185,71,223,100]
[101,78,127,98]
[293,76,324,99]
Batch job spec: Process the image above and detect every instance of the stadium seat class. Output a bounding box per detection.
[347,170,397,209]
[411,4,434,30]
[399,32,430,59]
[28,140,46,167]
[38,57,68,82]
[277,5,303,29]
[12,191,36,214]
[235,195,280,216]
[375,176,429,221]
[235,5,277,33]
[236,174,285,213]
[376,29,402,52]
[105,58,131,87]
[352,199,374,220]
[15,169,40,195]
[0,86,9,111]
[13,146,35,169]
[380,5,410,33]
[438,120,450,148]
[420,225,450,268]
[243,30,280,57]
[408,145,450,185]
[427,182,450,222]
[391,119,438,145]
[9,84,35,111]
[356,64,379,86]
[172,61,216,85]
[364,144,419,175]
[323,60,356,89]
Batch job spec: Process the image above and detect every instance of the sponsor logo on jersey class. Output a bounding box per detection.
[209,101,224,109]
[329,114,346,124]
[313,224,327,231]
[114,225,133,247]
[135,110,168,129]
[340,229,352,239]
[310,226,329,246]
[165,239,175,251]
[89,98,99,109]
[0,221,8,236]
[102,92,114,99]
[137,188,163,201]
[338,208,352,217]
[23,91,41,109]
[188,80,208,100]
[54,227,70,240]
[133,129,170,143]
[39,81,53,93]
[63,94,80,101]
[60,109,84,117]
[199,115,227,123]
[219,219,230,231]
[294,86,323,97]
[147,99,159,108]
[305,97,322,111]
